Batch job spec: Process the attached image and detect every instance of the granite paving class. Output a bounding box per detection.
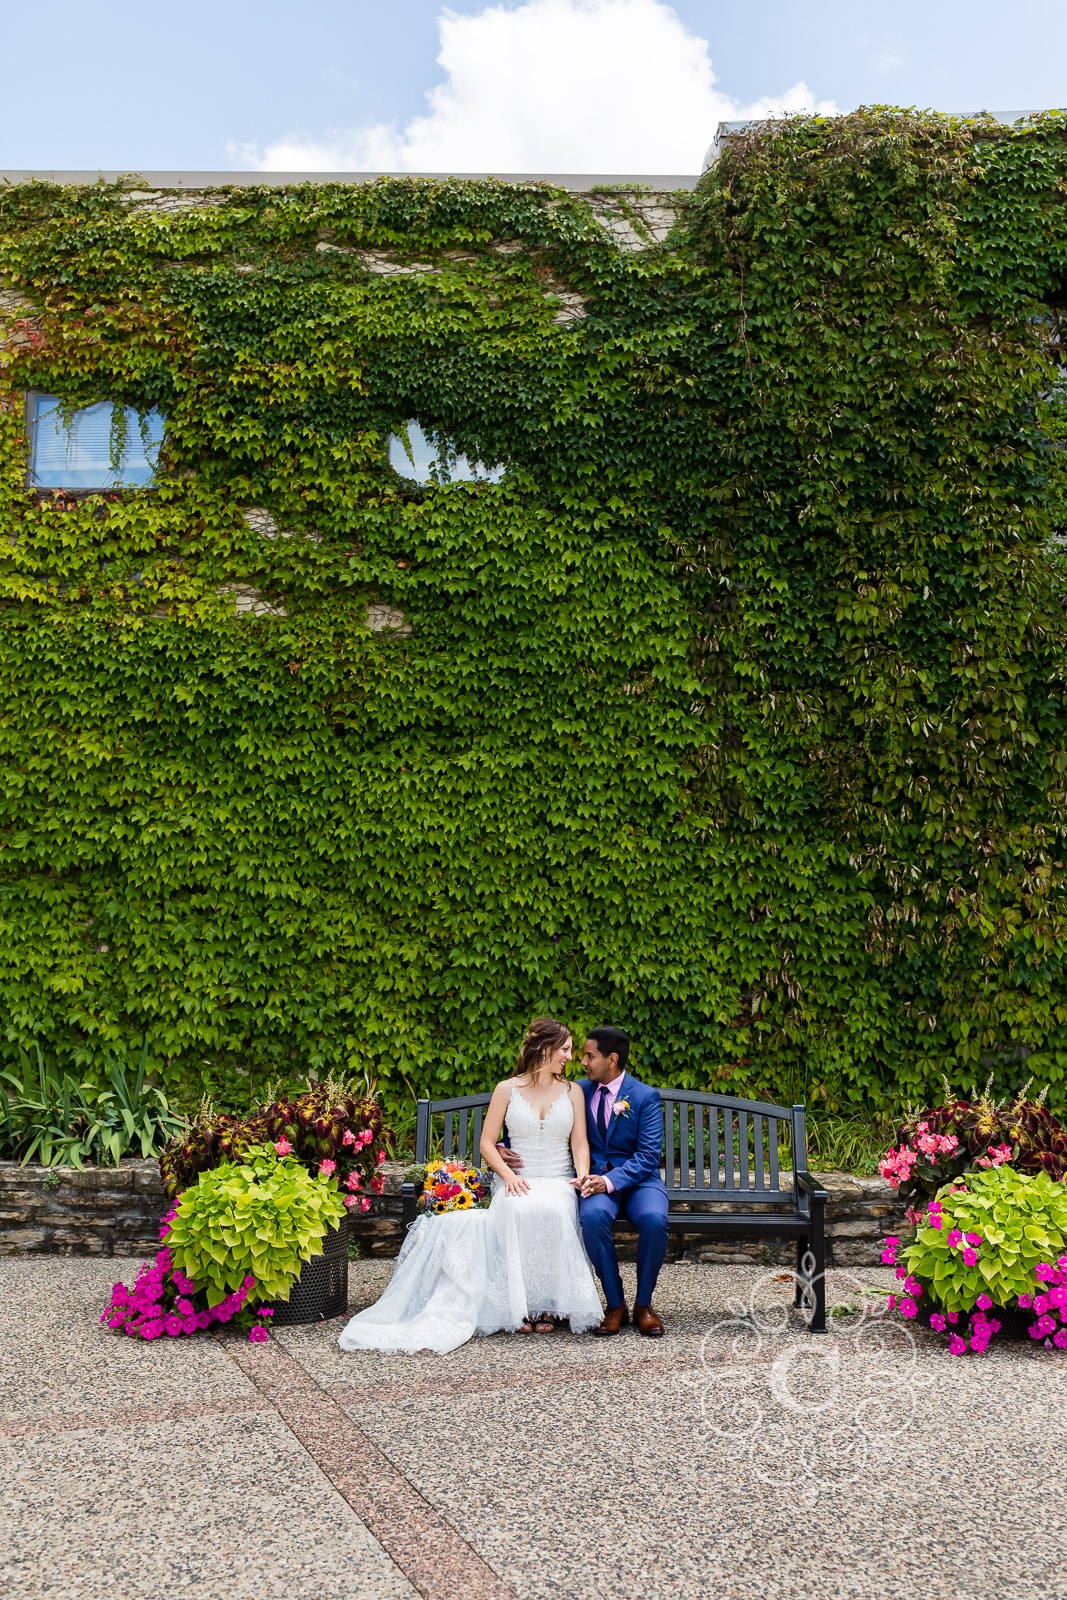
[2,1256,1065,1600]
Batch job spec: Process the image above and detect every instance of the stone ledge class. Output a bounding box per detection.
[0,1160,907,1266]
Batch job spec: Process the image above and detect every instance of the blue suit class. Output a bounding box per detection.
[579,1073,669,1311]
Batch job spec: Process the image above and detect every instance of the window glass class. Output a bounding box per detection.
[28,395,164,489]
[387,420,503,485]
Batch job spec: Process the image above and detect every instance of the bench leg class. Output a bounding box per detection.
[794,1215,827,1331]
[401,1182,418,1233]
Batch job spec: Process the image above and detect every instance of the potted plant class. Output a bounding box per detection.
[157,1079,388,1325]
[881,1165,1067,1354]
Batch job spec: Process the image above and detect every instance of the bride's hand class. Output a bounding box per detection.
[504,1173,530,1196]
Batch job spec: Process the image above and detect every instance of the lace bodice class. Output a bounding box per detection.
[503,1085,576,1179]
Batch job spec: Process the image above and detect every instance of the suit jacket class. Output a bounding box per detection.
[582,1072,666,1194]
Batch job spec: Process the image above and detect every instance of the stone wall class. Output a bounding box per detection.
[0,1161,906,1265]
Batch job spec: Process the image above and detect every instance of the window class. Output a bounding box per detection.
[387,420,503,485]
[27,394,164,489]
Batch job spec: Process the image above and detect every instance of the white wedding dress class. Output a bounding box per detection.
[337,1086,603,1354]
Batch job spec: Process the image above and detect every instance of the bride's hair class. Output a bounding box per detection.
[515,1017,571,1080]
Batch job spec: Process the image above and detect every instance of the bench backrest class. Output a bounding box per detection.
[413,1087,807,1205]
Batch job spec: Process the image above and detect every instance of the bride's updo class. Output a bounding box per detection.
[516,1017,571,1080]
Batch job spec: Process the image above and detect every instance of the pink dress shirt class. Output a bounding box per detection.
[591,1071,626,1194]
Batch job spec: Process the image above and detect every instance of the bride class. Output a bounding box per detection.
[337,1018,604,1354]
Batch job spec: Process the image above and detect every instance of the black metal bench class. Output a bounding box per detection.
[402,1088,828,1332]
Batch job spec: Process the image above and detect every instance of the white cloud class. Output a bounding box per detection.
[234,0,837,175]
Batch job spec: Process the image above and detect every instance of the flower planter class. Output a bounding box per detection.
[270,1218,349,1325]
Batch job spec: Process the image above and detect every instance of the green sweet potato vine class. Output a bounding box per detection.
[0,111,1066,1116]
[164,1147,346,1306]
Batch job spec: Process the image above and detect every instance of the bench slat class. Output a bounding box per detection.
[754,1113,765,1190]
[694,1103,705,1190]
[738,1110,749,1190]
[724,1107,735,1190]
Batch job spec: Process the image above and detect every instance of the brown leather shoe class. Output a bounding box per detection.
[591,1304,629,1336]
[633,1304,664,1338]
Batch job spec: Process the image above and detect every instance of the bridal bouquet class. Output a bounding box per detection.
[412,1159,492,1215]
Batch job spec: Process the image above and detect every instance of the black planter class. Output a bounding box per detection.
[270,1219,349,1326]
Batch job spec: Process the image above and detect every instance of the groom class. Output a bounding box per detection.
[575,1027,668,1337]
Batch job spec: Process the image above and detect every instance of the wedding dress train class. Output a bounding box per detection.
[337,1086,603,1354]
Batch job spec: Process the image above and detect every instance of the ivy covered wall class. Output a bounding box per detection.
[1,108,1066,1114]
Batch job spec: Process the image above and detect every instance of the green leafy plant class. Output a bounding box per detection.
[902,1166,1067,1314]
[1,115,1066,1116]
[0,1047,98,1167]
[0,1043,184,1167]
[163,1145,346,1306]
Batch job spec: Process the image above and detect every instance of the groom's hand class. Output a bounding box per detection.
[580,1174,609,1197]
[496,1143,524,1171]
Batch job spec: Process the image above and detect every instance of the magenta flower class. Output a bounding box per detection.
[319,1158,337,1178]
[904,1277,923,1297]
[965,1232,982,1248]
[259,1306,274,1317]
[899,1298,918,1319]
[962,1248,978,1267]
[947,1229,963,1248]
[895,1265,908,1280]
[141,1319,165,1340]
[1054,1328,1067,1350]
[1018,1293,1033,1309]
[975,1293,992,1311]
[175,1297,194,1316]
[1034,1294,1050,1316]
[886,1294,897,1312]
[1035,1262,1055,1282]
[181,1315,198,1335]
[881,1248,896,1265]
[928,1214,943,1229]
[989,1319,1001,1334]
[275,1137,293,1156]
[946,1311,959,1324]
[249,1325,270,1343]
[929,1313,947,1332]
[948,1334,967,1355]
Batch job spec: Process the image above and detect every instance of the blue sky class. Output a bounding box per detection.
[2,0,1066,174]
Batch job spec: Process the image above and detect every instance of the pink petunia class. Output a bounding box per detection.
[1053,1327,1067,1350]
[1035,1262,1055,1282]
[881,1249,897,1265]
[962,1248,978,1267]
[895,1265,908,1280]
[948,1334,967,1355]
[1018,1293,1033,1309]
[248,1325,269,1343]
[975,1293,992,1311]
[947,1229,963,1248]
[928,1214,943,1230]
[946,1311,959,1324]
[1034,1295,1050,1316]
[886,1294,897,1312]
[929,1313,947,1332]
[965,1232,982,1248]
[899,1298,918,1319]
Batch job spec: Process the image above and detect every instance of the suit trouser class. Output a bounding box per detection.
[579,1179,669,1309]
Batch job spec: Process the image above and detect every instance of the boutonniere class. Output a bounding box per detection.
[612,1098,631,1119]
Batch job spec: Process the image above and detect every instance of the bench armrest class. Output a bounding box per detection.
[794,1169,828,1216]
[401,1179,423,1232]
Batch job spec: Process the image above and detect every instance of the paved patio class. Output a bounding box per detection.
[3,1255,1065,1600]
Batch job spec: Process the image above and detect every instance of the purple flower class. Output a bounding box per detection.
[989,1320,1001,1334]
[946,1311,959,1324]
[175,1298,194,1316]
[1018,1293,1033,1309]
